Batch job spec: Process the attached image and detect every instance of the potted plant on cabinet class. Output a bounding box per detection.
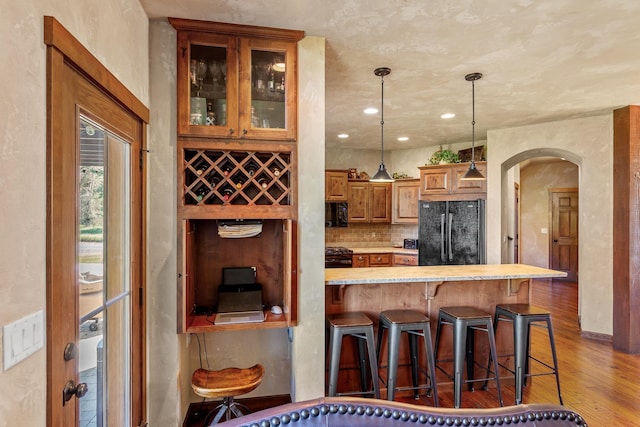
[428,149,460,165]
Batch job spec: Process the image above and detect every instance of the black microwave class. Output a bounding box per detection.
[325,202,348,227]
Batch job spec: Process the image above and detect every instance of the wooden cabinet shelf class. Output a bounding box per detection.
[179,219,297,333]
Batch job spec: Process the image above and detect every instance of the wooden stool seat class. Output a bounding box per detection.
[192,364,265,398]
[191,364,265,425]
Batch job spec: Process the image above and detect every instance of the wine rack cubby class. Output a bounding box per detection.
[183,149,291,207]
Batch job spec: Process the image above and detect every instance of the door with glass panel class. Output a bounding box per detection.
[46,22,146,426]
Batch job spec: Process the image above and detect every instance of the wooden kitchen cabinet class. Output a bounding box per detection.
[393,253,418,266]
[347,181,391,223]
[170,18,303,141]
[170,19,304,333]
[325,170,348,201]
[392,178,419,224]
[352,253,392,268]
[418,162,487,201]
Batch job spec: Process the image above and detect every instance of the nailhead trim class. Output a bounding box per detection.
[240,403,587,427]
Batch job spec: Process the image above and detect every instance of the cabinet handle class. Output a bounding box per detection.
[358,256,364,261]
[228,128,234,135]
[242,128,248,136]
[376,256,381,262]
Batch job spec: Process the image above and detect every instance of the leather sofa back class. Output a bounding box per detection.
[219,396,587,426]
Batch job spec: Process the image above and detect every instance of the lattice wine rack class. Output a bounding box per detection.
[183,149,291,206]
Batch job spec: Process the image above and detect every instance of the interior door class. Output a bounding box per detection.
[46,20,146,426]
[550,190,579,281]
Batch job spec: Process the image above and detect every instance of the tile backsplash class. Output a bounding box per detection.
[325,223,418,247]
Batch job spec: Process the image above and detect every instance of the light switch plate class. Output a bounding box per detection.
[3,310,44,371]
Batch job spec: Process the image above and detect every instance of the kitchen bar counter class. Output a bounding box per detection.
[324,263,566,397]
[326,263,564,285]
[345,246,418,255]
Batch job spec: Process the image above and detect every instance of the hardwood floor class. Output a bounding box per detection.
[399,280,640,426]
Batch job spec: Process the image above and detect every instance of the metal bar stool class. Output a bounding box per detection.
[191,364,264,425]
[375,309,439,405]
[490,303,563,405]
[327,312,380,398]
[434,306,503,408]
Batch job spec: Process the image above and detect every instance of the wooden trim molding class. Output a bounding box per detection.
[43,16,149,124]
[168,17,305,42]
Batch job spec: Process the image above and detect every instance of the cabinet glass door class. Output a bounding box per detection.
[177,32,238,138]
[250,49,286,130]
[240,38,297,141]
[189,44,228,128]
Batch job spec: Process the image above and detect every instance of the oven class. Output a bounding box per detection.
[325,246,353,268]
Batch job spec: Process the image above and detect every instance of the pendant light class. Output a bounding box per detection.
[370,67,394,182]
[460,72,486,181]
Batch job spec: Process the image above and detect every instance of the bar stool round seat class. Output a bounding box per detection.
[434,306,503,408]
[191,364,265,425]
[376,309,439,405]
[327,312,380,398]
[492,303,563,405]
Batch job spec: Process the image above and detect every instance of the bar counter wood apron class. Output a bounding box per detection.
[324,264,567,398]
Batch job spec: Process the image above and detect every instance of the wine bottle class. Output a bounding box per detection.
[195,187,209,202]
[246,163,258,177]
[222,186,234,201]
[273,167,281,177]
[269,72,275,92]
[235,180,244,189]
[258,178,269,189]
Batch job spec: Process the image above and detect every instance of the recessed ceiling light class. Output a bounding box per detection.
[364,107,378,115]
[338,133,349,139]
[441,113,455,119]
[397,136,409,141]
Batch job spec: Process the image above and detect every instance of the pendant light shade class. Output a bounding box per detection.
[370,67,394,182]
[460,72,486,181]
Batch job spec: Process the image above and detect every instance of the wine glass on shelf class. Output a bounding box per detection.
[195,59,207,94]
[208,60,219,87]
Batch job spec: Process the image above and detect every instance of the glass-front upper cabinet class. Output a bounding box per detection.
[172,19,303,141]
[238,38,298,141]
[176,31,239,138]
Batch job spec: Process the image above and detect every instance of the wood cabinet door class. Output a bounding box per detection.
[419,166,453,198]
[455,162,487,195]
[370,183,391,223]
[393,253,418,266]
[352,254,369,268]
[175,30,239,138]
[392,179,419,224]
[325,170,348,201]
[347,181,369,222]
[369,253,392,266]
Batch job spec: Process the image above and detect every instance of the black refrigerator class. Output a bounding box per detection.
[418,199,486,266]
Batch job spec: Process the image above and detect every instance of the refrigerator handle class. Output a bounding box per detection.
[448,212,454,261]
[440,213,446,262]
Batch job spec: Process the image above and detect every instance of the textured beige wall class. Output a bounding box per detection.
[487,115,613,335]
[520,161,579,268]
[0,1,148,425]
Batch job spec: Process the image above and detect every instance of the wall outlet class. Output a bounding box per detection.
[3,310,44,371]
[541,228,548,234]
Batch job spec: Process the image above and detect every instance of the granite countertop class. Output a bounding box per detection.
[325,264,567,285]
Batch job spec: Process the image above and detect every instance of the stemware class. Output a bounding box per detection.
[196,59,207,93]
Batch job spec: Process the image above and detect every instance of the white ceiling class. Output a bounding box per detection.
[141,0,640,151]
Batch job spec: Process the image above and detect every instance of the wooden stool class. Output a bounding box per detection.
[327,312,380,398]
[491,304,563,405]
[376,309,439,405]
[434,306,503,408]
[191,364,264,425]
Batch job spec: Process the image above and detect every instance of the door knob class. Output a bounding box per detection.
[553,239,559,243]
[63,380,88,405]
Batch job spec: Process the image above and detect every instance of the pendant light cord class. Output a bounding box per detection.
[380,74,385,164]
[471,77,475,161]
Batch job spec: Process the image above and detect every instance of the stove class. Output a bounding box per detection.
[325,246,353,268]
